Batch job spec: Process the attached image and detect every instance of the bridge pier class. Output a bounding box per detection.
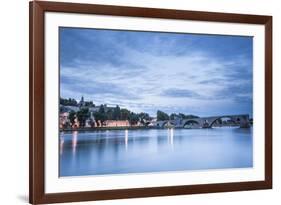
[239,121,250,128]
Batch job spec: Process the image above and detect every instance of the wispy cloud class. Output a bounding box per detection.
[161,88,201,98]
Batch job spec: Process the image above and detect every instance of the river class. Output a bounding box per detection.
[59,127,253,177]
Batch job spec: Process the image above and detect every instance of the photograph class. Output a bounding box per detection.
[58,27,254,177]
[29,1,272,203]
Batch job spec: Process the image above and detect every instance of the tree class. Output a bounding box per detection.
[93,112,101,127]
[77,108,90,127]
[64,121,71,129]
[157,110,169,121]
[138,112,150,120]
[129,112,139,125]
[106,109,114,120]
[120,109,130,120]
[84,101,95,107]
[99,104,105,113]
[94,105,107,125]
[60,97,78,106]
[113,105,121,120]
[138,112,150,125]
[68,111,76,125]
[170,113,178,120]
[178,113,186,119]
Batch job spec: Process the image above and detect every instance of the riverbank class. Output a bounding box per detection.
[60,125,248,132]
[61,126,154,132]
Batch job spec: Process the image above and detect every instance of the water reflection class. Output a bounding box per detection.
[60,127,253,176]
[72,131,78,154]
[167,128,174,148]
[60,133,64,155]
[125,129,128,151]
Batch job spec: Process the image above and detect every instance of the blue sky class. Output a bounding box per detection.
[60,27,253,117]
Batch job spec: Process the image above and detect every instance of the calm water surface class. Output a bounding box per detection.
[59,128,253,176]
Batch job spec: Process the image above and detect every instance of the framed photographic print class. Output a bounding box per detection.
[29,1,272,204]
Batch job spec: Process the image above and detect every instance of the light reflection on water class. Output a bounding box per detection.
[72,131,78,154]
[125,130,128,151]
[59,127,253,177]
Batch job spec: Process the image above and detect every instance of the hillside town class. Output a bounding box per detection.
[60,96,154,129]
[59,96,202,130]
[59,97,250,130]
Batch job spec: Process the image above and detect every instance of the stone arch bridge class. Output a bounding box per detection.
[156,114,250,129]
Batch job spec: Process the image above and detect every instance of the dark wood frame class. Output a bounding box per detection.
[29,1,272,204]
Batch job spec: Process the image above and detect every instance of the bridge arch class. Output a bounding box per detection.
[209,116,236,128]
[183,120,199,128]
